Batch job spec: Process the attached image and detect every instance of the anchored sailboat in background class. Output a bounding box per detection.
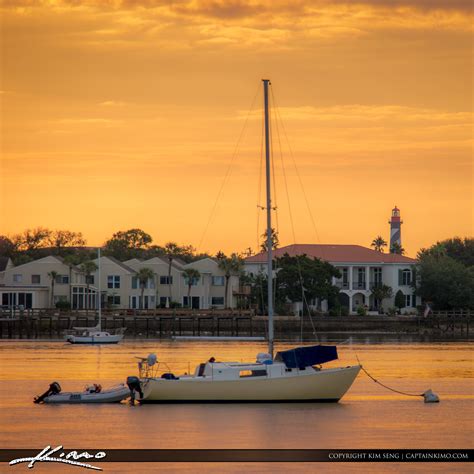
[65,249,125,344]
[135,79,361,402]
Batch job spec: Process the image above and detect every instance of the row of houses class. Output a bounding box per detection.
[0,243,419,314]
[0,255,239,311]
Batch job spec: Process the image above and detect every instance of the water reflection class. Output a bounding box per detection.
[0,341,472,466]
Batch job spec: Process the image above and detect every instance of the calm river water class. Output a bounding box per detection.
[0,339,472,473]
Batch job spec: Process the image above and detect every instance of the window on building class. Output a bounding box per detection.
[405,294,415,307]
[373,268,382,283]
[31,274,41,284]
[182,296,200,308]
[2,293,9,306]
[159,296,169,307]
[211,296,224,306]
[212,276,225,286]
[184,276,199,286]
[342,268,348,283]
[107,275,120,289]
[159,276,173,285]
[18,292,33,309]
[13,274,22,283]
[134,277,155,289]
[72,286,96,310]
[400,269,411,286]
[85,275,94,285]
[107,295,121,306]
[55,275,69,284]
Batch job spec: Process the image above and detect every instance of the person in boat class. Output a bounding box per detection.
[208,357,216,363]
[127,376,143,405]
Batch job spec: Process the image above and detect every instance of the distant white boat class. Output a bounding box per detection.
[134,80,361,403]
[65,248,125,344]
[172,336,265,341]
[65,326,125,344]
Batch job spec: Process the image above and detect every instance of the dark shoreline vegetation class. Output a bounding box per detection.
[0,228,473,312]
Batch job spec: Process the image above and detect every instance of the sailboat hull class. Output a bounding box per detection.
[140,365,360,403]
[65,334,124,344]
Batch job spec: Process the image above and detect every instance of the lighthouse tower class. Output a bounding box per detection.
[389,206,403,252]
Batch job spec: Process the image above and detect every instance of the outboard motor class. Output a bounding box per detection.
[127,376,143,405]
[34,381,61,404]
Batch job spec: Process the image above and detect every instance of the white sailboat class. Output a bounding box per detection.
[136,79,361,402]
[65,249,125,344]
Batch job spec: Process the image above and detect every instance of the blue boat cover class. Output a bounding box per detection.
[275,345,338,368]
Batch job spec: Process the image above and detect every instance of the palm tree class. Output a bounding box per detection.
[136,267,155,310]
[370,284,393,313]
[164,242,179,305]
[390,242,405,255]
[47,271,58,308]
[371,236,387,253]
[217,253,243,309]
[80,260,98,314]
[260,228,279,253]
[182,268,201,308]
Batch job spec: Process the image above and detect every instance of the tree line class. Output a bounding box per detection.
[0,227,213,266]
[1,227,472,312]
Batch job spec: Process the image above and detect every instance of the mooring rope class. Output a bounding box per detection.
[354,354,424,397]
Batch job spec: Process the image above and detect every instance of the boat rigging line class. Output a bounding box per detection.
[353,353,440,403]
[198,82,261,251]
[270,86,325,257]
[270,86,318,342]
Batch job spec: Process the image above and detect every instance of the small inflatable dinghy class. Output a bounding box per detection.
[34,382,130,404]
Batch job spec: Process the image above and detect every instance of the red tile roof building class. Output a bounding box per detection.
[245,244,417,265]
[244,244,418,314]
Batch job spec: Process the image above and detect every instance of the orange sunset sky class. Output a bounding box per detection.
[0,0,472,257]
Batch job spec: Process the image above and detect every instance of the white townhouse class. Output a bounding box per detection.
[0,254,240,311]
[0,255,89,309]
[244,244,419,314]
[182,258,239,310]
[123,256,183,309]
[124,257,239,310]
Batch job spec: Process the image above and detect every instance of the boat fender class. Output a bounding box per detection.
[423,389,440,403]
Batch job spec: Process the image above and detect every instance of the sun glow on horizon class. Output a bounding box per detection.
[0,1,472,257]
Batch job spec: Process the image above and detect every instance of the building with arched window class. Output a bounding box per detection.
[244,244,418,315]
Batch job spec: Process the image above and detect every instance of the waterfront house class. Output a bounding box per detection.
[0,254,239,311]
[0,255,88,309]
[244,244,418,314]
[182,258,239,310]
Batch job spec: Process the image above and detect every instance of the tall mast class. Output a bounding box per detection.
[262,79,274,358]
[98,247,101,331]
